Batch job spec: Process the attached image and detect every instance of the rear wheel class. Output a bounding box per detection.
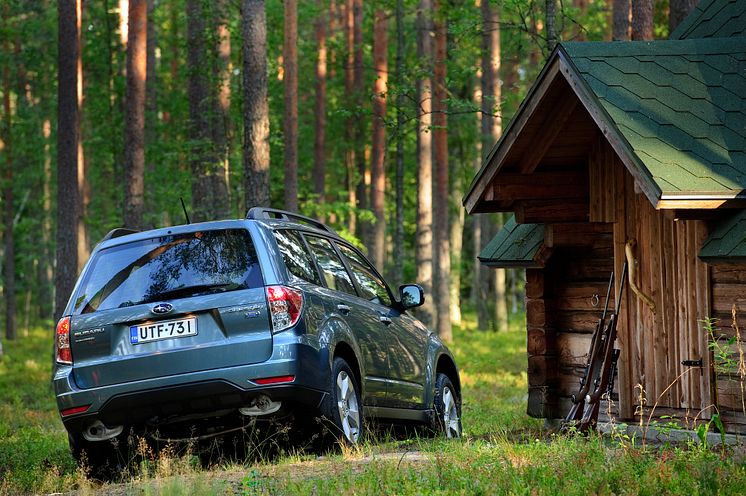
[324,357,362,444]
[432,373,461,438]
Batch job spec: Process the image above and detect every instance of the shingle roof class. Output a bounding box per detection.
[563,38,746,198]
[699,210,746,261]
[478,216,544,268]
[671,0,746,40]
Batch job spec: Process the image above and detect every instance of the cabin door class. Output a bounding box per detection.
[615,181,712,420]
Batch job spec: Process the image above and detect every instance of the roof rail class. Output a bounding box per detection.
[101,228,140,242]
[246,207,337,235]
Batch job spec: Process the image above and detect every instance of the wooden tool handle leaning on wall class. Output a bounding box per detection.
[625,238,656,315]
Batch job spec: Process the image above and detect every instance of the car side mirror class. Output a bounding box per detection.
[399,284,424,309]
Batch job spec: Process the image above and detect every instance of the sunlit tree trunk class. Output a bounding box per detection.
[242,0,271,209]
[124,0,146,230]
[433,3,451,342]
[283,0,298,212]
[56,0,81,322]
[612,0,631,40]
[77,0,89,271]
[415,0,434,328]
[370,9,388,270]
[631,0,653,40]
[212,0,231,217]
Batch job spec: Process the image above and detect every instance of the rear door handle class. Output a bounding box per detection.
[337,304,351,315]
[379,314,392,325]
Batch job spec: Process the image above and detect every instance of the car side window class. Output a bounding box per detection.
[337,244,393,307]
[273,229,321,285]
[304,236,357,296]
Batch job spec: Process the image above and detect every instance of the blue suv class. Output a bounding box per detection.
[53,208,461,468]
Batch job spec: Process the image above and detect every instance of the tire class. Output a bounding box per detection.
[432,373,462,438]
[323,357,363,444]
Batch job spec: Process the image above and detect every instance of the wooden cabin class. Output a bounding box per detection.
[464,0,746,433]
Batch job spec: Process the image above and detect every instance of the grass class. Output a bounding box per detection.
[1,314,745,494]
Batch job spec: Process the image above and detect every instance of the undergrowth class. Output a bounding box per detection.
[1,313,745,494]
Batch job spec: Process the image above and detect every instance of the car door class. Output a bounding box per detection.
[303,235,390,406]
[335,243,429,409]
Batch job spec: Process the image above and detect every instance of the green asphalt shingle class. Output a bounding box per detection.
[699,210,746,261]
[478,216,544,268]
[562,37,746,197]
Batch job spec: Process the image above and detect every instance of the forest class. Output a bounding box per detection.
[0,0,694,347]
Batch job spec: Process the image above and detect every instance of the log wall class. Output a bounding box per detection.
[709,264,746,431]
[526,227,618,419]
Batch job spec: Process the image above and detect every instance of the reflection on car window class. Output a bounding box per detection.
[305,236,357,296]
[73,229,263,314]
[273,229,321,285]
[337,244,392,306]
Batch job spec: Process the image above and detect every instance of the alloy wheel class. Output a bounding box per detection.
[336,371,360,443]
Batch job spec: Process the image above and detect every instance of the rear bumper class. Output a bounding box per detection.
[60,380,327,434]
[54,334,330,434]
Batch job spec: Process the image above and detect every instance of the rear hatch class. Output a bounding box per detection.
[69,228,272,389]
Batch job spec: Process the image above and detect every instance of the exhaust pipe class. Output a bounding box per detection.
[239,395,282,416]
[82,420,123,442]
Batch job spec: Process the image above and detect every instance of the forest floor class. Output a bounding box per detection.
[1,312,745,495]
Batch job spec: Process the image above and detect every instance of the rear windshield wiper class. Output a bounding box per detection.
[130,283,239,306]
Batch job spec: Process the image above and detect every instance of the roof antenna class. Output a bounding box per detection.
[180,197,191,224]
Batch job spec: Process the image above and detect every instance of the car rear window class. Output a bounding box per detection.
[72,229,263,314]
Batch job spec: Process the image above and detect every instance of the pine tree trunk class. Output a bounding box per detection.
[546,0,557,52]
[344,0,357,233]
[124,0,147,230]
[449,136,464,326]
[433,4,451,342]
[283,0,298,212]
[77,0,89,271]
[471,59,482,308]
[144,0,157,226]
[612,0,631,40]
[415,0,434,328]
[313,0,327,208]
[353,0,366,243]
[3,57,16,340]
[56,0,80,322]
[393,0,405,286]
[242,0,271,209]
[187,0,209,221]
[480,0,507,332]
[212,0,231,218]
[370,9,388,270]
[40,119,54,320]
[669,0,697,33]
[631,0,653,40]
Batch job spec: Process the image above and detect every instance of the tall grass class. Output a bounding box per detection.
[1,314,745,494]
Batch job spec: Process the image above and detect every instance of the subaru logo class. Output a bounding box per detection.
[152,303,173,315]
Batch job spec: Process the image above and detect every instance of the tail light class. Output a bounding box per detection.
[266,285,303,333]
[56,316,73,364]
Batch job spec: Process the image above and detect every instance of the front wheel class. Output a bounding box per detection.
[432,373,462,438]
[324,357,362,444]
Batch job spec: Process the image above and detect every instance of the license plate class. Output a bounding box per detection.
[130,317,198,344]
